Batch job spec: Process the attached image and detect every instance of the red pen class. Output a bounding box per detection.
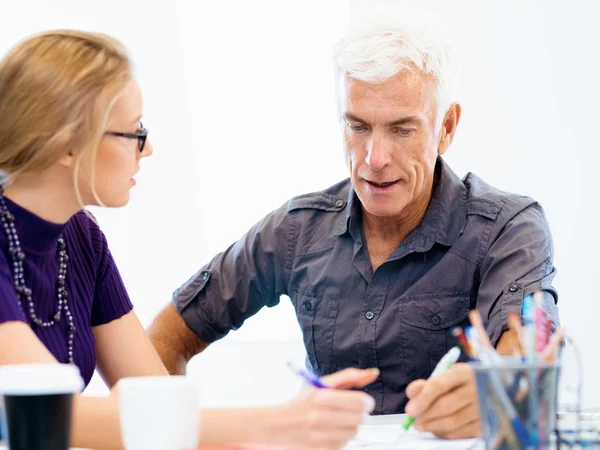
[451,326,473,358]
[543,317,552,350]
[533,291,547,354]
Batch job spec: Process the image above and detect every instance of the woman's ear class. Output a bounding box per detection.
[58,151,74,169]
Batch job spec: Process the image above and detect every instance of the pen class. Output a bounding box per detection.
[465,326,480,359]
[488,365,531,447]
[402,346,461,430]
[478,342,531,447]
[451,326,474,359]
[522,294,536,362]
[522,294,540,445]
[507,312,526,358]
[534,291,547,354]
[533,292,547,446]
[286,361,328,388]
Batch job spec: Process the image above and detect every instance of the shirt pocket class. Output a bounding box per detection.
[397,292,470,380]
[293,289,340,376]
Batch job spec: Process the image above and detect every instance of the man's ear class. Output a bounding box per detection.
[438,102,462,156]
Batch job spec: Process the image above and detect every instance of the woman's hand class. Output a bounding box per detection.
[273,367,379,449]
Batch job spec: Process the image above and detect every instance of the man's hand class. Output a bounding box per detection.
[495,328,522,357]
[404,363,481,439]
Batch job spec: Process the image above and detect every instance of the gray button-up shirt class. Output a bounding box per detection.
[173,157,559,414]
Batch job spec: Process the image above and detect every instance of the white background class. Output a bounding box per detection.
[0,0,598,409]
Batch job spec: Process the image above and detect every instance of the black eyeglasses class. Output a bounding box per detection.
[105,123,148,153]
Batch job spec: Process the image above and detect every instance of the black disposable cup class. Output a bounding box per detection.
[0,364,83,450]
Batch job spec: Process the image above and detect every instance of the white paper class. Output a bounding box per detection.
[344,416,484,450]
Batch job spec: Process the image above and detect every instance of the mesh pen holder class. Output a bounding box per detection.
[472,361,559,450]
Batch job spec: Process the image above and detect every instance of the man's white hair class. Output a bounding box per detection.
[332,7,459,130]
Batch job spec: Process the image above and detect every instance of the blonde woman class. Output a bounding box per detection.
[0,30,378,449]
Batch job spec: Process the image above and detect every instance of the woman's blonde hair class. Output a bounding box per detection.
[0,29,133,206]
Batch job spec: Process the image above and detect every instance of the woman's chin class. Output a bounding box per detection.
[88,192,130,209]
[108,194,131,208]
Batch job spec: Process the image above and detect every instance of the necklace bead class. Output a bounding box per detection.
[0,187,75,365]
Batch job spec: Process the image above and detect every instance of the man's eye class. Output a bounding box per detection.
[348,123,366,132]
[397,128,413,136]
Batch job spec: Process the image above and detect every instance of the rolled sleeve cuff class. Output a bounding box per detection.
[487,281,525,347]
[487,282,559,347]
[172,268,230,345]
[178,300,223,345]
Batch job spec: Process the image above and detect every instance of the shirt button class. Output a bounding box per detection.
[304,301,312,311]
[334,199,345,208]
[508,283,519,293]
[365,311,375,320]
[431,314,441,326]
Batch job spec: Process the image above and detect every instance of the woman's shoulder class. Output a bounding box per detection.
[63,210,108,266]
[69,209,100,228]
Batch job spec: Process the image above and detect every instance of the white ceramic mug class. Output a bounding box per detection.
[118,376,199,450]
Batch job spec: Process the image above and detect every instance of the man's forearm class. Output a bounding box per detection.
[147,303,209,375]
[152,340,189,375]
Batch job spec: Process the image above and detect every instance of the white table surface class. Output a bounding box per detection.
[0,414,482,450]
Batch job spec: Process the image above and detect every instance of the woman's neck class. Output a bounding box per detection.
[3,174,81,224]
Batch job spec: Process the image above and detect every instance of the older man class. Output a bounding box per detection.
[149,11,559,439]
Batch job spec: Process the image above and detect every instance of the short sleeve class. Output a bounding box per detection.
[173,201,294,344]
[88,219,133,327]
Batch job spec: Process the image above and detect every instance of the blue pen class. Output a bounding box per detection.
[522,295,536,362]
[478,346,531,447]
[286,361,328,388]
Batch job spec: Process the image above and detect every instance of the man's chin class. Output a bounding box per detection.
[361,201,409,219]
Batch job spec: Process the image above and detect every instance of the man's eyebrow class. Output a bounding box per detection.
[344,113,367,123]
[386,116,422,126]
[343,113,422,126]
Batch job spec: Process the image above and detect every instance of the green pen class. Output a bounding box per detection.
[402,346,462,430]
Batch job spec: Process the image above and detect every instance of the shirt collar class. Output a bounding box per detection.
[340,156,467,250]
